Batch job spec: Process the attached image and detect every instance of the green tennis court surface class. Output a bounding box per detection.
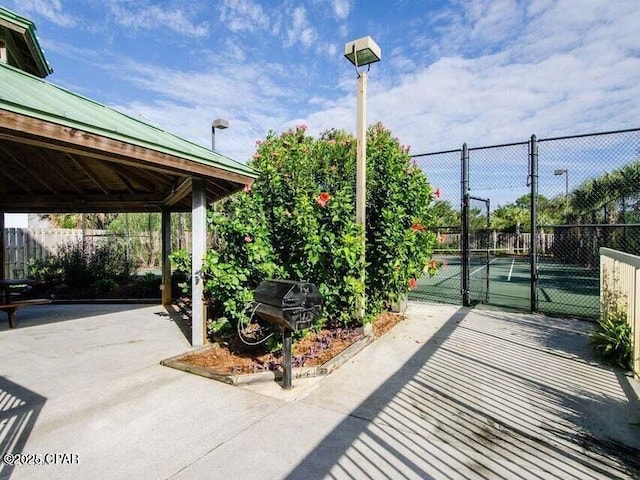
[409,252,599,319]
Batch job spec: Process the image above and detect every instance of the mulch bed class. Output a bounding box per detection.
[176,306,404,375]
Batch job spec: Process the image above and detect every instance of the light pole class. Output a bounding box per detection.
[554,168,569,214]
[344,36,381,319]
[211,118,228,151]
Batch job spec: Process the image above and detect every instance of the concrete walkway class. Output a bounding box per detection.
[1,302,638,479]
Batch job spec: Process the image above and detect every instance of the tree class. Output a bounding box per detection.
[491,203,529,232]
[196,123,439,335]
[432,200,460,227]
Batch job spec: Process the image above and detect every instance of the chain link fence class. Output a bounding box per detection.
[410,149,462,305]
[410,127,640,319]
[536,129,640,317]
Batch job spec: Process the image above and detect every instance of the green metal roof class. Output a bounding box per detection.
[0,6,53,77]
[0,62,257,179]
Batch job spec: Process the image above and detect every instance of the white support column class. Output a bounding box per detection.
[191,178,207,346]
[161,208,172,306]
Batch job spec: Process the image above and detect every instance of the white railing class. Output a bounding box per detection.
[600,247,640,377]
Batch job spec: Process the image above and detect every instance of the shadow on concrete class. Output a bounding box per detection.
[0,376,46,480]
[0,303,160,331]
[156,305,191,344]
[286,307,640,479]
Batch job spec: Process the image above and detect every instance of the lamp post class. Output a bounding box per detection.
[211,118,229,151]
[344,36,381,319]
[554,168,569,214]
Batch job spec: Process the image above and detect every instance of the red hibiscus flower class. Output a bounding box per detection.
[434,188,441,198]
[317,192,331,207]
[411,222,426,233]
[428,259,437,269]
[408,278,418,290]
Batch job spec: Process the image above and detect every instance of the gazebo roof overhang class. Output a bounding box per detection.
[0,62,257,214]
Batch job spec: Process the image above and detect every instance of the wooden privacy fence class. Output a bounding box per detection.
[3,228,108,279]
[600,247,640,378]
[3,228,191,279]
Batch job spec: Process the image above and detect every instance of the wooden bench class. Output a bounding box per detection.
[0,299,52,328]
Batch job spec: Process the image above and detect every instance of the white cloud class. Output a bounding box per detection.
[219,0,270,32]
[465,0,524,46]
[39,38,101,61]
[332,0,352,20]
[285,6,317,48]
[300,0,640,157]
[70,0,639,176]
[101,54,297,161]
[107,2,209,37]
[13,0,76,27]
[112,99,270,162]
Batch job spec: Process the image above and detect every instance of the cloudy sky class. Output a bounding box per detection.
[3,0,640,211]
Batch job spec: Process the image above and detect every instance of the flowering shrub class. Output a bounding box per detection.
[199,123,438,336]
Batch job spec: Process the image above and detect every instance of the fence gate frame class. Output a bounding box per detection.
[462,135,539,311]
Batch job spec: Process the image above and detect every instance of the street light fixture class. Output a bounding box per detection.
[211,118,229,151]
[554,168,569,214]
[344,36,381,319]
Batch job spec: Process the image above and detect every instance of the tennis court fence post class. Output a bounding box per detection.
[529,134,539,312]
[461,142,470,307]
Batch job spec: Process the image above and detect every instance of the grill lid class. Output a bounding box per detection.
[253,279,322,309]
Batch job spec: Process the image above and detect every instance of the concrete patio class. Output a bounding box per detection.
[1,302,638,479]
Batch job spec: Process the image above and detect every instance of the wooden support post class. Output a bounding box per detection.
[191,178,207,346]
[161,208,172,306]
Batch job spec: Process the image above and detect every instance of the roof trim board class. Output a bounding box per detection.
[0,109,255,186]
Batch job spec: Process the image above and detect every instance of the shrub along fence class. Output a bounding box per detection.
[3,228,165,279]
[3,228,105,279]
[600,247,639,377]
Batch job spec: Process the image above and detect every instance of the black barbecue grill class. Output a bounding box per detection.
[252,279,323,389]
[253,280,323,331]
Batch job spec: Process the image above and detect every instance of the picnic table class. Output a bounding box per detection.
[0,279,51,328]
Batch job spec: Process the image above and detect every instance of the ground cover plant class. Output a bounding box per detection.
[173,122,440,348]
[590,278,633,371]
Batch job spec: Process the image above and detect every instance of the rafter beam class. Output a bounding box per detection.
[108,162,159,192]
[163,178,192,206]
[111,170,136,194]
[0,142,59,195]
[29,146,83,194]
[67,153,110,195]
[0,167,33,194]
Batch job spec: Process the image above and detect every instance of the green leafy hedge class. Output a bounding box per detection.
[179,123,439,336]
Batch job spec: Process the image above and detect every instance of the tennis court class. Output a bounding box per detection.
[409,249,600,319]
